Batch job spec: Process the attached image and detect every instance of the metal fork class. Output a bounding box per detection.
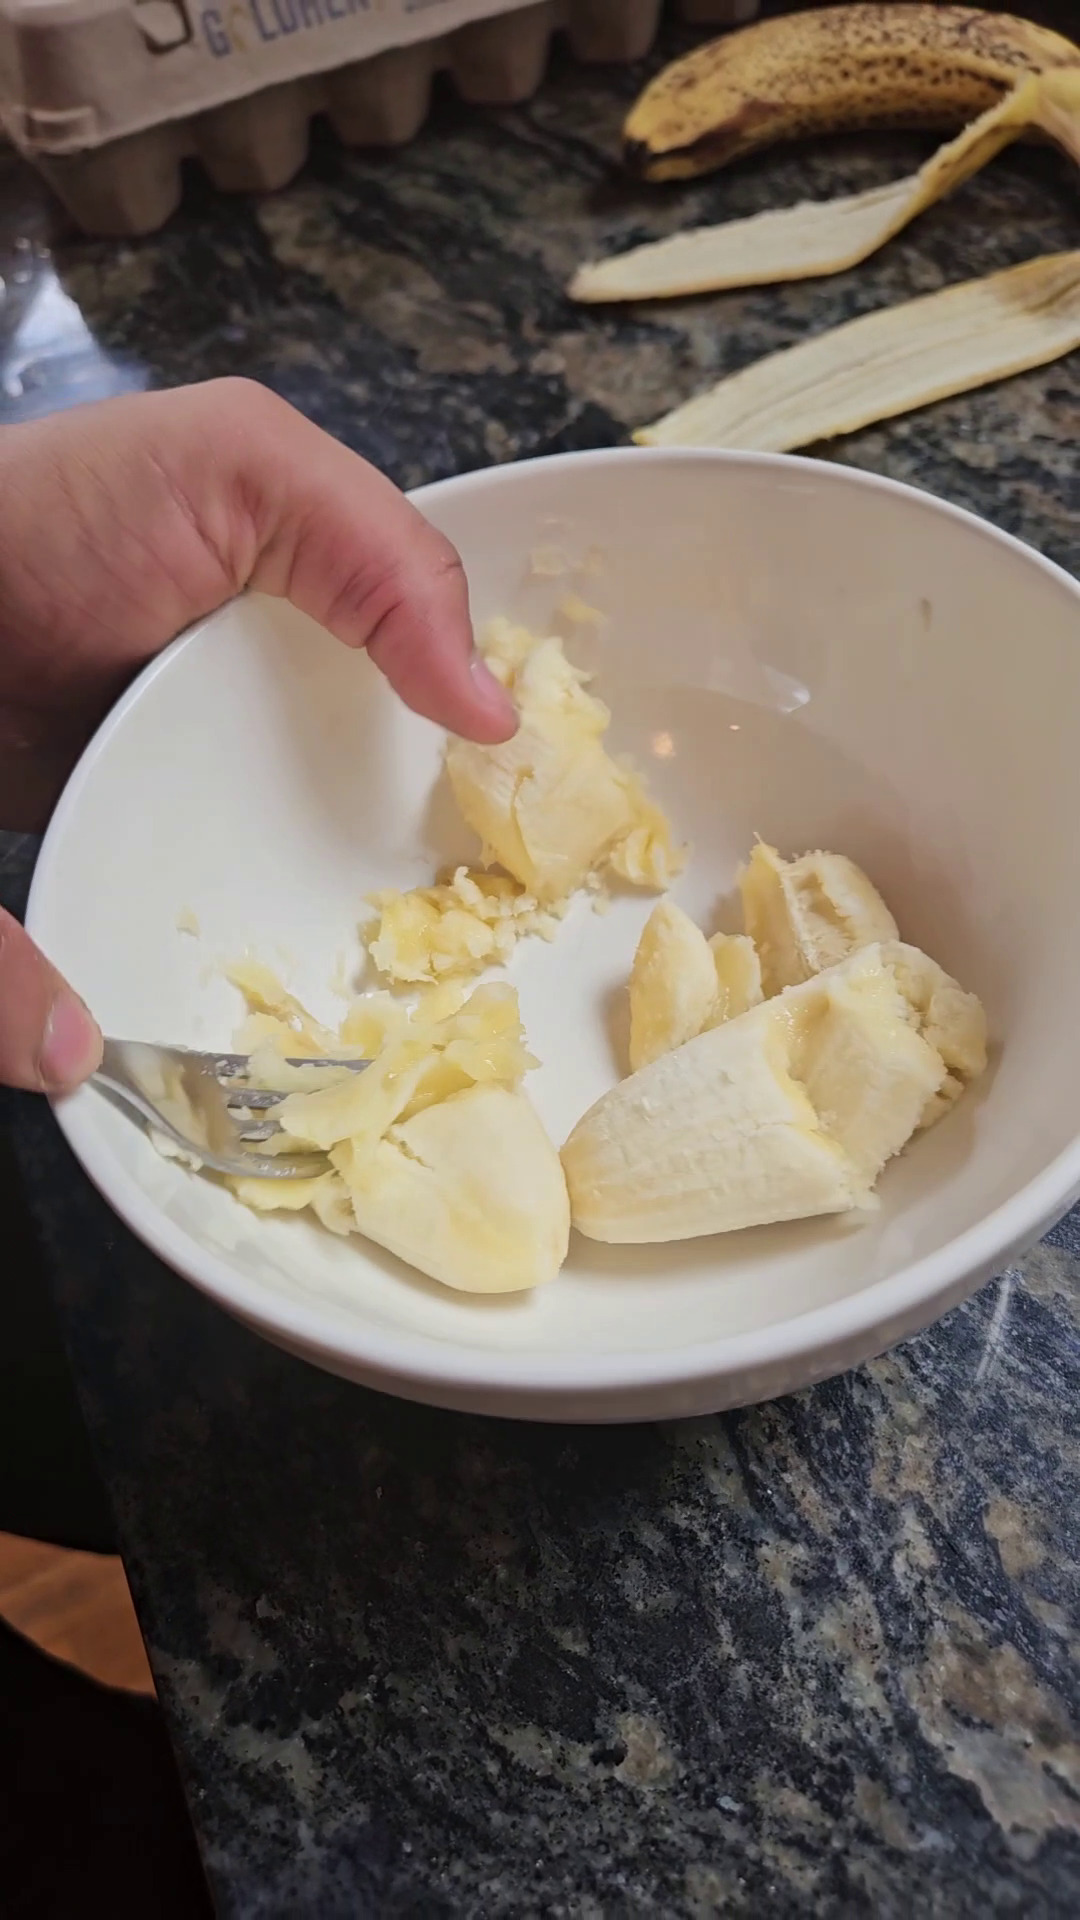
[92,1039,369,1179]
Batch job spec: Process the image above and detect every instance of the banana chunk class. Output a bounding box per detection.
[446,619,684,905]
[338,1083,570,1295]
[734,850,985,1129]
[880,940,988,1127]
[563,945,956,1245]
[709,931,764,1028]
[230,977,569,1293]
[366,621,686,987]
[628,901,762,1072]
[629,902,721,1072]
[366,866,565,985]
[739,843,898,997]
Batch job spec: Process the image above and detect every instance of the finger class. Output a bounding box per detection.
[359,532,517,744]
[0,908,102,1093]
[228,385,517,743]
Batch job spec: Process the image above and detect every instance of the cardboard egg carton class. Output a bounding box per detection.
[0,0,759,236]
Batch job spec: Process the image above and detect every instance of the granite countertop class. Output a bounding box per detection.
[2,11,1080,1914]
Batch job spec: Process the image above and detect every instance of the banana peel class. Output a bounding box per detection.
[571,68,1080,304]
[634,250,1080,452]
[622,3,1079,183]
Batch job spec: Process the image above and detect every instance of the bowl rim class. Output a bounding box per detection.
[29,445,1080,1406]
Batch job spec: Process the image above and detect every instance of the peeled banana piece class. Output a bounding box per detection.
[709,931,764,1029]
[230,977,570,1294]
[629,902,719,1072]
[628,901,762,1071]
[563,945,951,1244]
[739,843,898,997]
[576,844,989,1243]
[365,866,564,985]
[880,940,988,1126]
[445,619,684,906]
[623,3,1078,182]
[572,70,1080,304]
[365,622,685,988]
[635,251,1080,452]
[338,1084,570,1295]
[617,847,983,1105]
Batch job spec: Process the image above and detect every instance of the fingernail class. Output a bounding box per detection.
[40,993,103,1092]
[469,655,517,727]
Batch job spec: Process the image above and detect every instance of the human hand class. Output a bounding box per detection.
[0,379,516,1093]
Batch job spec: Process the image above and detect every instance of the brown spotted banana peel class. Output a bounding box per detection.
[571,68,1080,304]
[623,3,1079,183]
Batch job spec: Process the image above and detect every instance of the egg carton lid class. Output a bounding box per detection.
[0,0,574,155]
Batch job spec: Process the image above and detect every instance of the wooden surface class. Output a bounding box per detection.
[0,1531,155,1694]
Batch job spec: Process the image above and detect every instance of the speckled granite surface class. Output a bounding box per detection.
[2,9,1080,1913]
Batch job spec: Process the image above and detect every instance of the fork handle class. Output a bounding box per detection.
[91,1047,187,1148]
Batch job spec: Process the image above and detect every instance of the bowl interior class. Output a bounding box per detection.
[29,451,1080,1383]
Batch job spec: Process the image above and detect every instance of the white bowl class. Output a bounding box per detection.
[27,449,1080,1422]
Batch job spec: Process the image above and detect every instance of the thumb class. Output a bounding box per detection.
[222,385,518,743]
[0,908,102,1093]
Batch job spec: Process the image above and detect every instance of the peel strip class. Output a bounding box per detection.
[634,251,1080,452]
[571,71,1080,304]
